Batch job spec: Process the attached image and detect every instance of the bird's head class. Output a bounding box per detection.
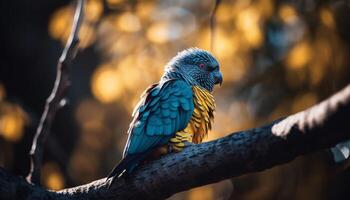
[164,48,223,92]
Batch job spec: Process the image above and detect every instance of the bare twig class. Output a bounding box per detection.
[210,0,221,51]
[0,84,347,199]
[26,0,85,185]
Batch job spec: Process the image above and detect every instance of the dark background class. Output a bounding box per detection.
[0,0,350,199]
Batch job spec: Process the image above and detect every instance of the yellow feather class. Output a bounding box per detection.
[190,86,216,143]
[193,108,201,116]
[169,86,216,147]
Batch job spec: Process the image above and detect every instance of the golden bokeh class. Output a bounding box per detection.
[91,64,123,103]
[136,2,155,20]
[106,0,125,8]
[236,6,263,48]
[117,56,146,90]
[213,29,238,59]
[286,41,312,70]
[85,0,103,23]
[188,185,214,200]
[0,114,23,142]
[46,172,65,190]
[107,34,140,55]
[42,162,65,190]
[117,12,141,32]
[257,0,274,19]
[49,6,72,42]
[0,104,28,142]
[279,4,298,24]
[195,28,211,51]
[215,3,233,23]
[320,9,335,28]
[79,21,97,48]
[146,22,174,44]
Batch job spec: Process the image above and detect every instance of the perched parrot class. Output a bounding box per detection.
[107,48,223,185]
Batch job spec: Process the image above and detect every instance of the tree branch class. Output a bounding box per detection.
[26,0,84,185]
[1,84,349,199]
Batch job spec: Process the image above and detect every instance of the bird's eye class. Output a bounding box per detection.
[199,63,205,69]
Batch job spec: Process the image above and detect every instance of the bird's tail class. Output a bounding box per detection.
[106,153,148,188]
[330,140,350,163]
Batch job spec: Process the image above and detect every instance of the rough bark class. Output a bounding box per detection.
[0,84,349,200]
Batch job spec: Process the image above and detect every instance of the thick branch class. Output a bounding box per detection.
[1,84,349,199]
[26,0,84,185]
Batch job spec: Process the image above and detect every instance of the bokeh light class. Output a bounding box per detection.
[188,186,213,200]
[106,0,124,8]
[42,162,65,190]
[85,0,103,23]
[48,6,72,42]
[117,12,141,32]
[320,9,335,28]
[1,0,350,199]
[279,4,298,24]
[286,41,312,69]
[0,103,28,142]
[91,64,123,103]
[236,6,263,48]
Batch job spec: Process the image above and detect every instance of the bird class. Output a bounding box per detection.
[107,47,223,186]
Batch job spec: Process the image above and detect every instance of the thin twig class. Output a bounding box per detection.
[210,0,221,51]
[26,0,85,185]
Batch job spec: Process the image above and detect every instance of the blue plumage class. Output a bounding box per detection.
[127,79,194,154]
[107,79,194,182]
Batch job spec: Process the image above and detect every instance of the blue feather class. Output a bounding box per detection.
[123,79,194,156]
[161,103,169,109]
[170,112,177,119]
[162,109,170,117]
[161,91,171,100]
[170,101,179,107]
[149,96,160,107]
[151,87,161,97]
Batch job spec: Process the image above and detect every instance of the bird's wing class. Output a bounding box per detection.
[123,79,194,156]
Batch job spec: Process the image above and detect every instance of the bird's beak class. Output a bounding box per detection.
[214,71,223,87]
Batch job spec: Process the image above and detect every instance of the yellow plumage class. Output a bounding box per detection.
[189,86,215,143]
[170,86,215,151]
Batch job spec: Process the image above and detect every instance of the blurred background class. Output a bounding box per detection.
[0,0,350,199]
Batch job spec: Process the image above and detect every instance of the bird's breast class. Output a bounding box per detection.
[150,86,216,158]
[185,86,216,143]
